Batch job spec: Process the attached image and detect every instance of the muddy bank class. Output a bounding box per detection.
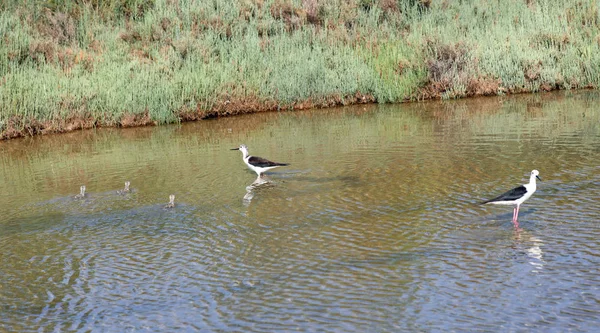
[2,92,378,140]
[4,84,591,141]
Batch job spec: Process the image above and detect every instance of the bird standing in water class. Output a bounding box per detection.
[481,170,541,227]
[231,144,289,177]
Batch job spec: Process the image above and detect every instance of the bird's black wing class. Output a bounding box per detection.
[248,156,289,167]
[482,185,527,204]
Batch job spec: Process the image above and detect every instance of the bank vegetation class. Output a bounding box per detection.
[1,0,599,139]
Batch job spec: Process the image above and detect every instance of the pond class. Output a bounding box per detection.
[1,91,599,332]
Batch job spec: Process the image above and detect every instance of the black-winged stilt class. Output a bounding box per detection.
[481,170,541,227]
[231,144,289,177]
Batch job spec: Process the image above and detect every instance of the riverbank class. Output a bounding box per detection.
[1,0,599,140]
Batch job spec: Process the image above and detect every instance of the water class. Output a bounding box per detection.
[1,91,599,332]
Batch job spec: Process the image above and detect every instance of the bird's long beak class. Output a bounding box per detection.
[536,175,541,181]
[230,148,239,150]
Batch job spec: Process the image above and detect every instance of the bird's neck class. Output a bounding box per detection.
[528,174,537,188]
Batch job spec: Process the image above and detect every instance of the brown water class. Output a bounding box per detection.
[1,91,599,332]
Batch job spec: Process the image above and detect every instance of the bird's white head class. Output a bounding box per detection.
[231,144,249,157]
[531,169,541,181]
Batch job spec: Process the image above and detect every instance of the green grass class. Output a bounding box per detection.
[1,0,599,138]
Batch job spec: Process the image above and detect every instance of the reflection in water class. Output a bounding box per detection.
[74,185,86,199]
[243,175,274,206]
[513,229,545,272]
[1,91,600,332]
[527,236,545,272]
[116,181,132,195]
[164,194,176,209]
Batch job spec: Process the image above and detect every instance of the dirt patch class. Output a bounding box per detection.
[270,0,307,31]
[466,77,501,96]
[38,10,77,45]
[120,111,156,127]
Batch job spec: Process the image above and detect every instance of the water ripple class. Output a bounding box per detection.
[2,91,600,332]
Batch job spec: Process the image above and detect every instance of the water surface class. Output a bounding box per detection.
[1,91,599,332]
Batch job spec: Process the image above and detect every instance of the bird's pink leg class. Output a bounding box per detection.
[513,205,521,228]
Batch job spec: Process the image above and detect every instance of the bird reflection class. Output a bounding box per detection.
[117,181,131,195]
[526,236,545,271]
[74,185,86,199]
[514,229,545,272]
[243,175,274,205]
[164,194,175,209]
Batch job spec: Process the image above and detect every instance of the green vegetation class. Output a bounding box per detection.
[1,0,599,139]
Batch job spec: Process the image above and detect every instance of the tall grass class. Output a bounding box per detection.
[1,0,599,138]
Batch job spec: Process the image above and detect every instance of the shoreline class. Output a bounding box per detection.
[1,87,589,141]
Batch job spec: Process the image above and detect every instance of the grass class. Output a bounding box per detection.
[1,0,599,139]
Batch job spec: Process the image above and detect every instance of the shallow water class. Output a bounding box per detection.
[1,91,599,332]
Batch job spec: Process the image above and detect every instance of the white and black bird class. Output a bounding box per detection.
[231,144,289,177]
[481,169,541,226]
